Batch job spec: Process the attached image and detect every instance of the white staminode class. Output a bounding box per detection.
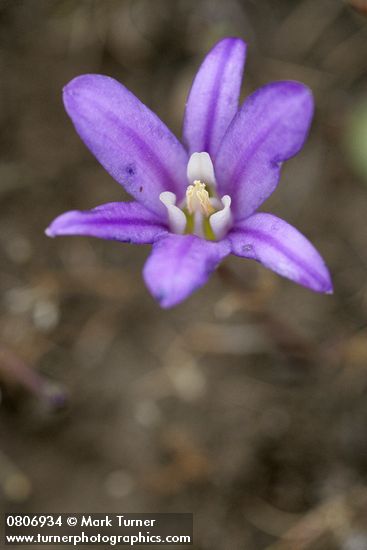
[187,152,216,187]
[160,152,233,240]
[209,195,232,239]
[159,191,186,234]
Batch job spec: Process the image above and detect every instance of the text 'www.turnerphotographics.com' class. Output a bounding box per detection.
[4,513,193,546]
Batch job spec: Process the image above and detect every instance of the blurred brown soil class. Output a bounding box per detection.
[1,1,367,549]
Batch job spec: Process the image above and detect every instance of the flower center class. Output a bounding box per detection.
[160,152,233,240]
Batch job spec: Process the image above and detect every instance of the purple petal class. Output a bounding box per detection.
[46,201,168,244]
[215,81,314,220]
[63,75,188,217]
[143,234,230,308]
[183,37,247,159]
[228,213,332,293]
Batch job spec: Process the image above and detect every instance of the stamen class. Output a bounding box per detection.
[186,181,215,217]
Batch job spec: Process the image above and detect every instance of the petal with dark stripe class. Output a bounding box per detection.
[228,213,332,293]
[143,234,230,308]
[215,82,314,220]
[63,75,188,218]
[183,38,246,158]
[46,201,168,244]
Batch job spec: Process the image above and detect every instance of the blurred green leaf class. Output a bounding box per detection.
[345,99,367,182]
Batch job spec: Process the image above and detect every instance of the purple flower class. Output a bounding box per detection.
[46,37,332,308]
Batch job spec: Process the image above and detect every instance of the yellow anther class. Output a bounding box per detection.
[186,180,215,217]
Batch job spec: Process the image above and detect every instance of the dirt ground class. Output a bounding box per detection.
[1,1,367,549]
